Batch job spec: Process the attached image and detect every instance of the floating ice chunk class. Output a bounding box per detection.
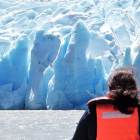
[26,30,60,109]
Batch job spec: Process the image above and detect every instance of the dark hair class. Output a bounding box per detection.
[106,68,139,114]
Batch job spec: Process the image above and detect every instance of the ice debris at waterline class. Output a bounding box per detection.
[0,0,140,110]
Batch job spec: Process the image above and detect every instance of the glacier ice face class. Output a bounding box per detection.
[25,30,60,109]
[114,23,132,52]
[14,10,37,22]
[0,81,27,110]
[0,37,11,55]
[87,31,111,57]
[52,11,89,26]
[133,49,140,85]
[0,35,29,90]
[122,47,132,66]
[0,0,140,110]
[46,21,96,109]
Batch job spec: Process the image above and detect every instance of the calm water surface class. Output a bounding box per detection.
[0,110,84,140]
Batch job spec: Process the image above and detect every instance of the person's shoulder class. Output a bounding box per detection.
[88,96,109,104]
[87,96,114,109]
[83,107,96,117]
[82,107,96,123]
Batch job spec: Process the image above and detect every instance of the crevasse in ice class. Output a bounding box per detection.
[0,0,140,109]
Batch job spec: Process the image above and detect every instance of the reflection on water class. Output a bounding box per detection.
[0,110,84,140]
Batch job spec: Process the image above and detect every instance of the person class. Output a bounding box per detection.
[72,68,140,140]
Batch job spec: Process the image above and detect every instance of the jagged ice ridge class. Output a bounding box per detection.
[0,0,140,109]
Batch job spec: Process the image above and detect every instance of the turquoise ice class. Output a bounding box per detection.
[0,0,140,109]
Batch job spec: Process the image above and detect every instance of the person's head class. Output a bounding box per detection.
[107,68,139,114]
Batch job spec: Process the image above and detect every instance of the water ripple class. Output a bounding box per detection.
[0,110,84,140]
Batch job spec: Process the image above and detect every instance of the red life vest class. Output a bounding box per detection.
[88,97,140,140]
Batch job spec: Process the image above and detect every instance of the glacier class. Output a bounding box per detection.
[0,0,140,110]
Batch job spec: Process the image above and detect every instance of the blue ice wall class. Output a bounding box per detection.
[0,0,140,109]
[25,30,60,109]
[0,35,29,109]
[46,21,107,110]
